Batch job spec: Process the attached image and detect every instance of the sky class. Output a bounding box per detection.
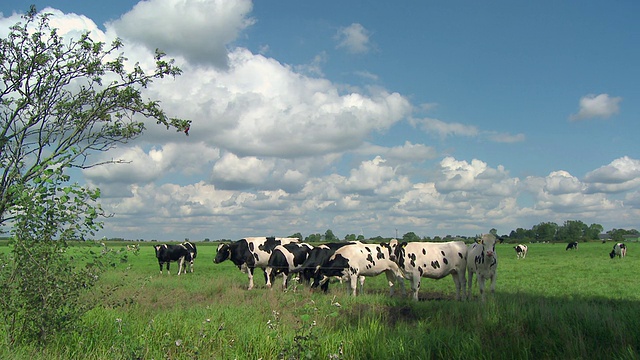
[1,0,639,241]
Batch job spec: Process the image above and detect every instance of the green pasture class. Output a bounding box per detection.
[1,240,639,359]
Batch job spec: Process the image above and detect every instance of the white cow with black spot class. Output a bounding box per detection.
[514,244,527,259]
[390,241,467,301]
[467,234,499,301]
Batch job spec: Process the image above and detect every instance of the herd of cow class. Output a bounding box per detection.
[153,234,505,301]
[154,235,631,301]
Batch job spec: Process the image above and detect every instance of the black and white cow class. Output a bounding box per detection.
[180,241,197,273]
[292,242,365,293]
[566,242,578,251]
[610,243,627,259]
[390,240,467,301]
[154,243,192,275]
[467,234,499,301]
[514,244,528,259]
[311,242,403,297]
[265,242,314,290]
[213,236,299,290]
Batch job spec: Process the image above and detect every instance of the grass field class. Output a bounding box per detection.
[1,240,639,359]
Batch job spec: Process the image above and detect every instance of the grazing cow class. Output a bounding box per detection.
[265,242,314,290]
[514,244,528,259]
[154,244,191,275]
[312,242,403,297]
[610,243,627,259]
[181,241,198,273]
[566,242,578,251]
[467,234,499,301]
[391,241,467,301]
[293,242,364,292]
[213,237,299,290]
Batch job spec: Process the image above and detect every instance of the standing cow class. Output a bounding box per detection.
[265,242,314,290]
[181,241,197,273]
[566,242,578,250]
[391,241,467,301]
[214,236,299,290]
[610,243,627,259]
[514,244,528,259]
[154,243,192,275]
[292,242,366,293]
[467,234,499,301]
[312,242,404,297]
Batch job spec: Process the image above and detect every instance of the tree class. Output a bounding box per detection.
[0,8,190,225]
[402,232,420,242]
[0,8,189,345]
[557,220,587,242]
[324,229,337,242]
[532,222,558,242]
[289,232,303,241]
[344,234,356,241]
[585,223,604,240]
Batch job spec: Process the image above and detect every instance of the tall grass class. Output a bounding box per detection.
[1,241,639,359]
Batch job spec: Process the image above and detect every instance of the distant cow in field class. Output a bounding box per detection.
[610,243,627,259]
[514,244,528,259]
[154,244,192,275]
[467,234,499,301]
[181,241,197,273]
[312,242,404,297]
[390,241,467,301]
[566,242,578,251]
[213,236,299,290]
[265,242,314,290]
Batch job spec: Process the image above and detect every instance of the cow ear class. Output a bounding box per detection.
[401,242,408,247]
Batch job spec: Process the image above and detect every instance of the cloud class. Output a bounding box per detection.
[109,0,255,68]
[335,23,372,54]
[584,156,640,193]
[434,157,517,196]
[410,117,479,138]
[487,132,525,143]
[569,93,622,121]
[144,49,412,158]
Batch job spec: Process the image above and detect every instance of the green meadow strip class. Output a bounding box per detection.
[0,241,639,359]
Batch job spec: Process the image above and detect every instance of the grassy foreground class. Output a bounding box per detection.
[1,240,639,359]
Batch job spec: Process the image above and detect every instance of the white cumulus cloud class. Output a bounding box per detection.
[335,23,372,54]
[569,93,622,121]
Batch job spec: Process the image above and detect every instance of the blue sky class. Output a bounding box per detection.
[1,1,639,241]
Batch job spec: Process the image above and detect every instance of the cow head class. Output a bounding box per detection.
[214,243,231,263]
[479,234,497,257]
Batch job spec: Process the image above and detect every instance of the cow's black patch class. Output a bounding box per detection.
[430,260,440,269]
[422,248,427,255]
[441,250,446,256]
[443,257,448,265]
[259,236,280,253]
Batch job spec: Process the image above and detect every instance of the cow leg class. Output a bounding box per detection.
[452,272,464,301]
[265,267,273,289]
[159,262,163,274]
[247,267,255,290]
[467,270,474,299]
[489,272,497,295]
[282,271,289,290]
[348,275,358,296]
[166,262,171,275]
[478,276,486,301]
[177,257,185,275]
[358,276,365,294]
